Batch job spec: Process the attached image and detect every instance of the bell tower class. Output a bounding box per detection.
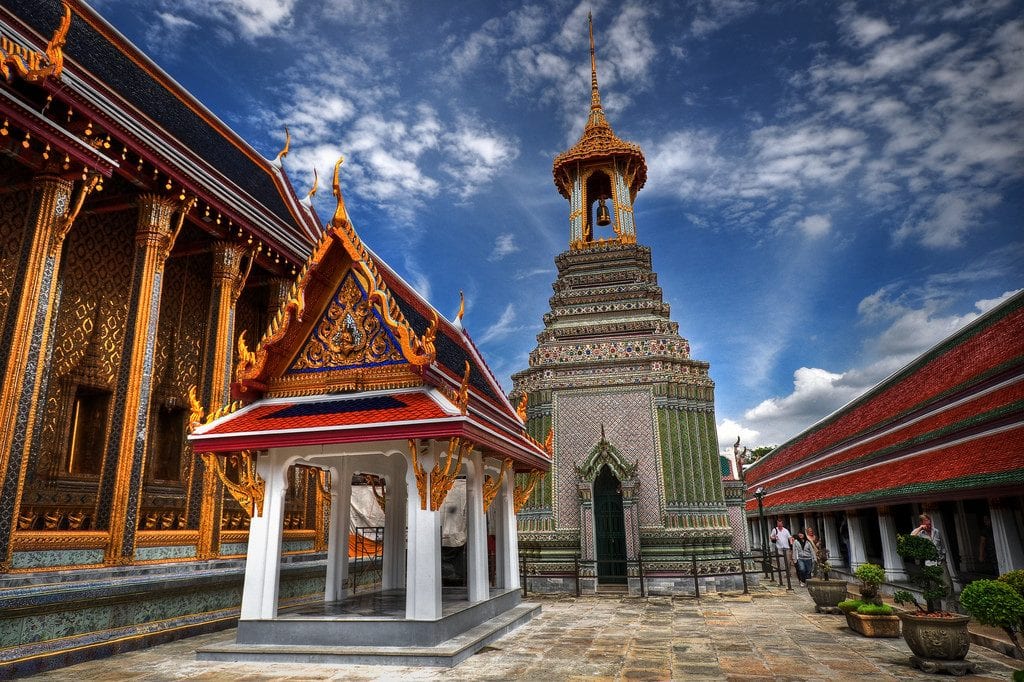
[513,15,732,596]
[552,14,647,249]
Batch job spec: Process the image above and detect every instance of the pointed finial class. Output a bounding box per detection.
[588,12,602,113]
[331,156,350,226]
[457,290,465,322]
[303,167,318,204]
[272,126,291,167]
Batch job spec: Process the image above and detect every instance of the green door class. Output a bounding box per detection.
[594,465,627,584]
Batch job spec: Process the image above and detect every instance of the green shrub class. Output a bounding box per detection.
[896,533,938,562]
[838,599,864,614]
[854,563,885,587]
[854,563,885,604]
[999,569,1024,599]
[961,579,1024,659]
[895,534,949,612]
[893,589,919,610]
[856,603,895,616]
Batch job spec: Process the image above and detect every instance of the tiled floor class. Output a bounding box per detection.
[29,585,1024,681]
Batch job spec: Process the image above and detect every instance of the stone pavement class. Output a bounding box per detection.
[29,584,1024,681]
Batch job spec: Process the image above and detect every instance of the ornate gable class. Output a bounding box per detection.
[233,158,437,398]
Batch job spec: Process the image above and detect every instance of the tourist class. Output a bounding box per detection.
[791,531,815,586]
[911,513,954,600]
[769,519,792,573]
[805,526,820,574]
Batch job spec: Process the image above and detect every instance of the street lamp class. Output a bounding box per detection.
[754,486,768,573]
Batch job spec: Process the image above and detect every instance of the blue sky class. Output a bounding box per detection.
[92,0,1023,450]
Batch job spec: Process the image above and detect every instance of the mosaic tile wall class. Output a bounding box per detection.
[554,388,661,529]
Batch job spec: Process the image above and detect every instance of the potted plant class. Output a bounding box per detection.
[838,598,900,637]
[893,533,974,675]
[960,570,1024,665]
[806,544,846,613]
[838,564,900,637]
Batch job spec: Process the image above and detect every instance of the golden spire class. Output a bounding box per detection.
[586,12,610,131]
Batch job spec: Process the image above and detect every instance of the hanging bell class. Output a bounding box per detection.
[596,197,611,226]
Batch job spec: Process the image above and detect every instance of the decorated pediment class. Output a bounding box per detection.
[288,268,407,374]
[233,158,436,397]
[574,432,638,483]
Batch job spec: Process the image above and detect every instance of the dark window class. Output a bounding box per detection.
[66,388,110,476]
[151,406,186,481]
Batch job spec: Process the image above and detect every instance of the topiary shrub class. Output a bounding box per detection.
[896,534,949,613]
[961,579,1024,659]
[856,603,895,616]
[813,543,831,580]
[999,569,1024,598]
[854,563,885,605]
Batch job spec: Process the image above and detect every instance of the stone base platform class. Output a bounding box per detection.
[909,655,978,676]
[197,587,539,667]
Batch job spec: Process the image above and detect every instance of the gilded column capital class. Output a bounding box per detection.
[266,276,293,316]
[30,174,74,252]
[211,241,252,304]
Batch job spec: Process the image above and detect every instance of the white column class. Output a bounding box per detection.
[823,513,840,567]
[465,452,489,602]
[324,464,342,602]
[877,508,908,582]
[927,510,961,585]
[953,501,973,572]
[337,459,353,594]
[991,499,1024,573]
[382,459,407,590]
[240,450,287,620]
[846,512,867,571]
[496,471,520,590]
[405,442,441,620]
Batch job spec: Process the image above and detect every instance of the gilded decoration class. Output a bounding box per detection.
[290,270,406,373]
[408,438,470,511]
[235,157,436,392]
[440,361,471,414]
[483,459,512,513]
[514,470,546,513]
[200,451,264,517]
[0,0,71,83]
[551,15,646,199]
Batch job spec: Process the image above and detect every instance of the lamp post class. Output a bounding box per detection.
[754,486,768,573]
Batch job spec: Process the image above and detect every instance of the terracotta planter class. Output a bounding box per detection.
[806,579,847,613]
[897,611,971,661]
[846,611,900,638]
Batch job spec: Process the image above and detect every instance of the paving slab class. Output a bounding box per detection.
[24,584,1024,680]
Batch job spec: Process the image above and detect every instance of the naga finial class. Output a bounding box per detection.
[456,290,465,323]
[187,385,205,433]
[331,156,350,226]
[305,167,318,201]
[272,126,290,166]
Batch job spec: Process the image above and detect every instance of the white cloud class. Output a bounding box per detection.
[477,303,519,344]
[797,214,831,238]
[716,419,761,450]
[170,0,297,41]
[843,13,895,47]
[489,234,520,261]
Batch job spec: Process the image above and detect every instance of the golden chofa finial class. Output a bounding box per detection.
[302,167,318,207]
[331,155,350,226]
[454,289,466,330]
[271,126,290,167]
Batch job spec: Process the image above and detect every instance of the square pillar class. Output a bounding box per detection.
[877,507,908,581]
[382,459,406,590]
[240,451,286,620]
[990,498,1024,573]
[325,459,352,601]
[405,442,441,620]
[499,472,520,590]
[465,452,489,602]
[846,511,867,571]
[823,513,840,567]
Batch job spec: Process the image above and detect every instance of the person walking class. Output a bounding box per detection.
[792,531,815,586]
[911,513,954,605]
[769,519,792,576]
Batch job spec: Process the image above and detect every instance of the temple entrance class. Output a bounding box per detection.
[594,465,627,584]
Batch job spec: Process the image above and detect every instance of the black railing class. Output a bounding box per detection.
[520,550,762,598]
[350,526,383,592]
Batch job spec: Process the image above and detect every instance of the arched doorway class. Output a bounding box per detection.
[594,465,626,584]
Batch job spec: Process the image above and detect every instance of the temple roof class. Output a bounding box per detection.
[552,15,647,199]
[1,0,319,259]
[189,160,550,470]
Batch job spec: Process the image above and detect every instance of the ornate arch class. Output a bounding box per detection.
[574,433,638,484]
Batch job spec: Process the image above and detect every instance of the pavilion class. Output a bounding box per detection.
[187,162,550,664]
